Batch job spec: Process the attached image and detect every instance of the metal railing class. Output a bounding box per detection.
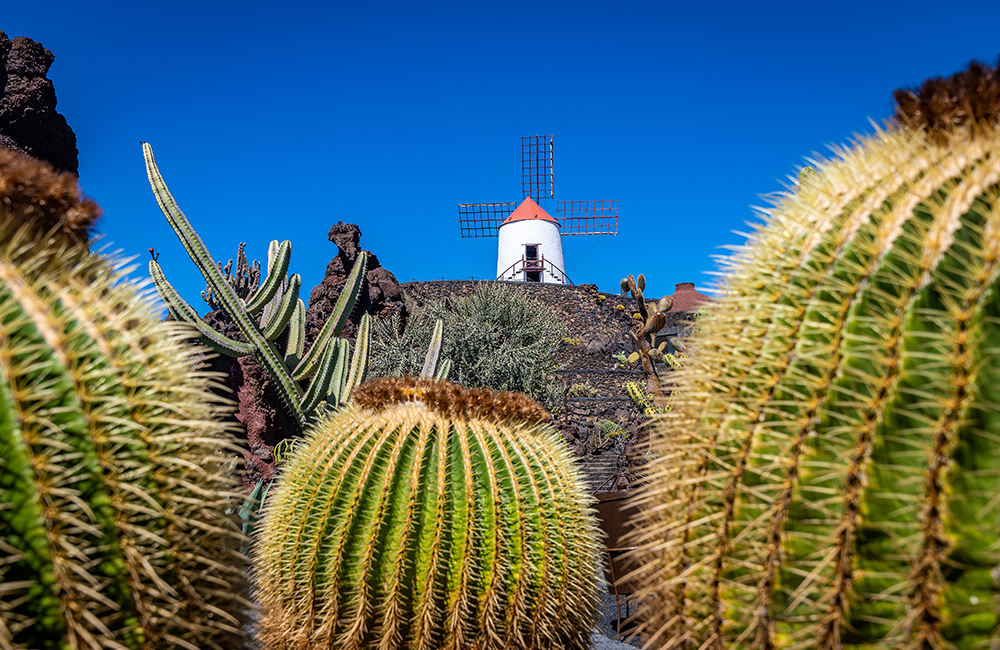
[496,255,573,285]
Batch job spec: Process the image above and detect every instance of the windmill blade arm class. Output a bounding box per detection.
[556,199,619,235]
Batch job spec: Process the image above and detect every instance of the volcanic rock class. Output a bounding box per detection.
[0,31,78,174]
[305,222,407,345]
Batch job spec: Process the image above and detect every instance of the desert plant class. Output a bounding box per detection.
[253,376,602,650]
[369,283,566,407]
[233,316,447,550]
[0,149,250,649]
[142,142,371,433]
[627,60,1000,649]
[620,273,673,399]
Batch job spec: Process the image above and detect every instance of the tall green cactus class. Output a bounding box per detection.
[254,377,601,650]
[142,142,370,430]
[0,153,250,649]
[627,63,1000,649]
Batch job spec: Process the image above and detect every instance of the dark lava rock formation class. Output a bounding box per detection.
[305,222,407,345]
[0,31,78,175]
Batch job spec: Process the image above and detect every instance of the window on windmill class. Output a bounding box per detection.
[524,245,538,260]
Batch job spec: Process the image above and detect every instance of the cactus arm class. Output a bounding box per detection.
[300,338,347,416]
[343,313,372,397]
[435,358,452,381]
[419,318,444,380]
[292,251,368,381]
[148,260,254,356]
[324,338,352,409]
[142,143,306,428]
[245,240,291,315]
[262,273,301,340]
[284,299,306,370]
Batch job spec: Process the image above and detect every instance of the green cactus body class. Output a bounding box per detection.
[628,122,1000,646]
[254,377,600,650]
[0,218,251,649]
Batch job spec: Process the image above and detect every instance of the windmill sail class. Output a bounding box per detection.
[458,202,516,238]
[522,135,554,201]
[556,200,619,235]
[458,135,618,239]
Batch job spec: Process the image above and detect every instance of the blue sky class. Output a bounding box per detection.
[6,1,1000,304]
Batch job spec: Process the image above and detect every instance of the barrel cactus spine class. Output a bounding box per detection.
[254,377,601,650]
[627,60,1000,649]
[0,151,251,649]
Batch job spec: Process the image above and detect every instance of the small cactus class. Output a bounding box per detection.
[620,273,673,399]
[0,150,250,649]
[254,377,601,650]
[627,60,1000,649]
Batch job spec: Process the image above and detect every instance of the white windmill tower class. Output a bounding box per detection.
[458,135,618,284]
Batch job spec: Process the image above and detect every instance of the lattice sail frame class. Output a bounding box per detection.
[556,200,618,235]
[522,135,554,201]
[458,203,516,238]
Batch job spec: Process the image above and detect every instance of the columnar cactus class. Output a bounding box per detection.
[143,142,371,431]
[254,377,601,650]
[0,150,250,648]
[628,61,1000,649]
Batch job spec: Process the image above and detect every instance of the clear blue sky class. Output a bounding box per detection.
[6,1,1000,304]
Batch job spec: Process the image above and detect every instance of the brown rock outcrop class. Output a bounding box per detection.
[0,31,78,175]
[305,222,407,345]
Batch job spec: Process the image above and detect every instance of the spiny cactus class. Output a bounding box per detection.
[620,273,673,399]
[202,241,262,309]
[627,61,1000,650]
[143,142,371,431]
[254,377,601,650]
[0,151,250,649]
[235,314,448,553]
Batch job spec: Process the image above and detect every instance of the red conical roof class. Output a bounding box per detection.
[501,197,559,226]
[667,282,714,312]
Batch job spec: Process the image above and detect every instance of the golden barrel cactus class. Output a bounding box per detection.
[0,150,251,649]
[628,61,1000,649]
[254,377,601,650]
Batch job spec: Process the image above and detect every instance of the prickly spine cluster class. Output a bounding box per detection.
[0,151,250,650]
[254,376,601,650]
[627,61,1000,650]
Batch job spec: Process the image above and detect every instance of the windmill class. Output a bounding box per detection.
[458,135,618,284]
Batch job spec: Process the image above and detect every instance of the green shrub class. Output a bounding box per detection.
[370,283,566,407]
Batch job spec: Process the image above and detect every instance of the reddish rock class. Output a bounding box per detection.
[0,32,78,175]
[305,222,407,346]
